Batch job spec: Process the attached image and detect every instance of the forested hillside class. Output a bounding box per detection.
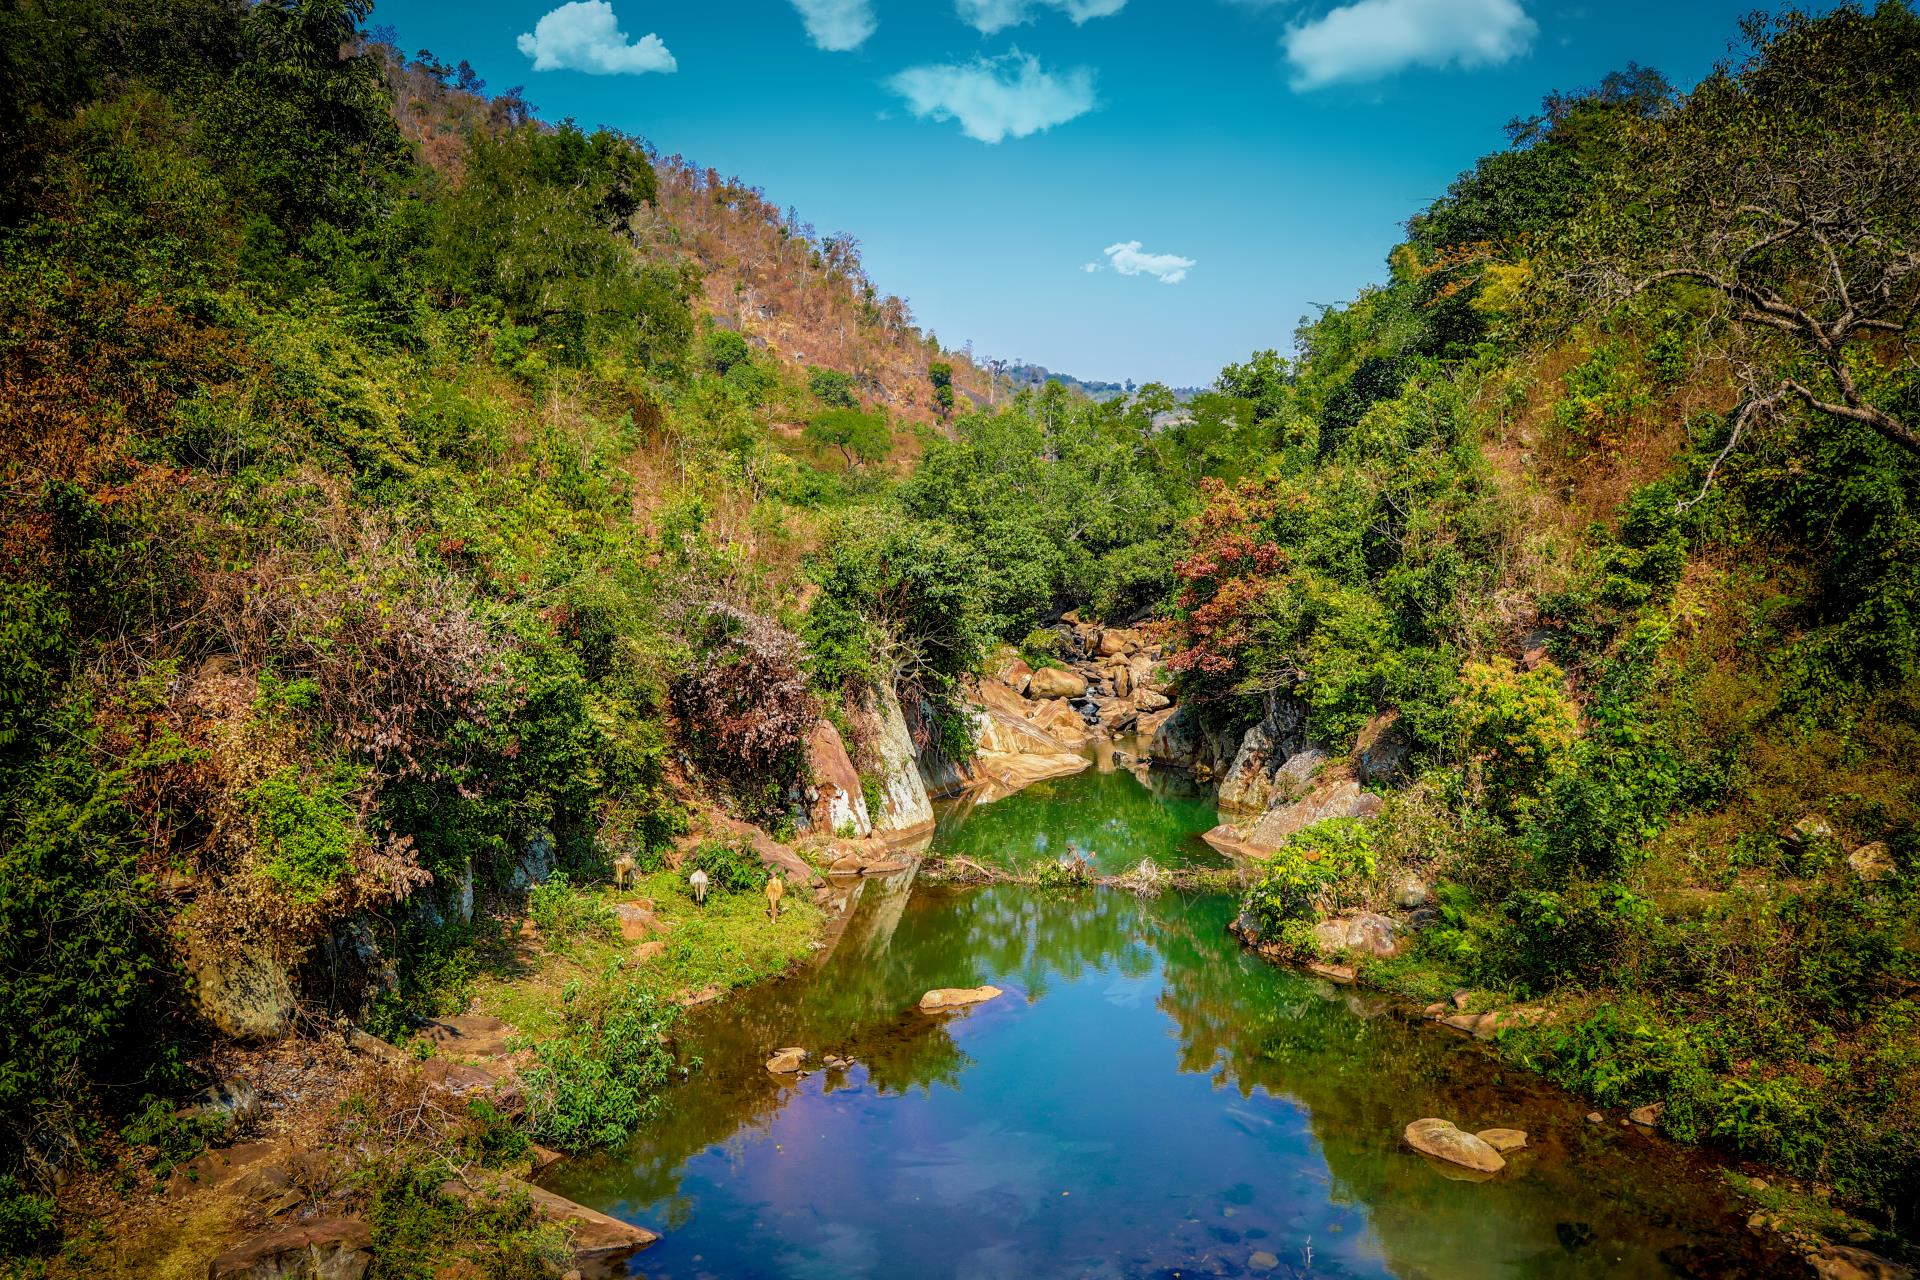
[1,0,1917,1271]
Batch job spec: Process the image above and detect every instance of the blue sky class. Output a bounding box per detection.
[369,0,1789,387]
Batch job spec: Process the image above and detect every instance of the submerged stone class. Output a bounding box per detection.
[1476,1128,1529,1153]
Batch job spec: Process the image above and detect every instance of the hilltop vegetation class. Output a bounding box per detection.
[1176,3,1920,1239]
[0,0,1917,1267]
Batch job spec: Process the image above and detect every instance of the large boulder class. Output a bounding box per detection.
[1242,772,1382,850]
[1096,628,1142,657]
[1207,771,1383,857]
[1810,1246,1914,1280]
[183,932,295,1041]
[1027,667,1089,700]
[207,1219,373,1280]
[1147,704,1242,774]
[1031,696,1092,747]
[508,828,556,892]
[808,720,872,838]
[1402,1119,1506,1174]
[1848,841,1897,882]
[1311,912,1402,959]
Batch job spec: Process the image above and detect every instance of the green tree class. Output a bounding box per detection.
[928,360,955,420]
[804,407,892,469]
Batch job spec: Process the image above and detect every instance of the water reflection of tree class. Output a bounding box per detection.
[555,876,1781,1278]
[1147,894,1781,1277]
[931,768,1221,874]
[546,881,1166,1220]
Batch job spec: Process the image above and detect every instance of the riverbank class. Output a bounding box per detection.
[24,841,836,1280]
[1225,879,1916,1273]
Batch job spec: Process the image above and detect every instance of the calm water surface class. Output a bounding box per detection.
[547,758,1787,1278]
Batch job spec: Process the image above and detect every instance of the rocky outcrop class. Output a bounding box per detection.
[1147,703,1241,775]
[1215,696,1312,813]
[807,719,872,838]
[1203,769,1383,858]
[207,1219,373,1280]
[508,828,556,891]
[1352,710,1412,786]
[183,931,295,1041]
[1402,1118,1506,1175]
[859,684,934,835]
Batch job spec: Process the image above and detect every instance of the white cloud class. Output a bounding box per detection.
[790,0,876,51]
[1283,0,1535,88]
[1082,262,1099,272]
[956,0,1127,35]
[886,53,1097,144]
[517,1,676,74]
[1103,240,1194,284]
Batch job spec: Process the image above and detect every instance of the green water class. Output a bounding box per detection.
[931,745,1223,874]
[548,759,1786,1278]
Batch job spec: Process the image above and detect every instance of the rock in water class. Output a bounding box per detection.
[918,985,1003,1012]
[1402,1118,1507,1174]
[765,1047,807,1073]
[1628,1102,1665,1127]
[1475,1128,1528,1153]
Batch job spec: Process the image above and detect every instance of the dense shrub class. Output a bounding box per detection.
[1241,818,1377,946]
[672,603,815,791]
[684,839,767,895]
[520,982,679,1150]
[526,872,616,953]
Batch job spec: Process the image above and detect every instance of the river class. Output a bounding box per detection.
[544,753,1788,1278]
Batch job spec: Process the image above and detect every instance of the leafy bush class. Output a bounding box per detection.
[1453,657,1580,820]
[0,713,154,1154]
[672,604,816,791]
[1241,818,1377,940]
[526,872,616,952]
[520,981,679,1150]
[808,365,857,408]
[684,839,767,895]
[246,763,365,904]
[458,1098,531,1171]
[0,1174,56,1256]
[362,1154,572,1280]
[120,1095,231,1178]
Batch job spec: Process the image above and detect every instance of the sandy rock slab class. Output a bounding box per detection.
[1403,1118,1507,1174]
[208,1219,373,1280]
[918,985,1004,1012]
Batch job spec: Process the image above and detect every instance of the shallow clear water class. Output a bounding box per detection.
[547,758,1787,1279]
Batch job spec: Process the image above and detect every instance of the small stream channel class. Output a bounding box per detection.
[546,752,1791,1278]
